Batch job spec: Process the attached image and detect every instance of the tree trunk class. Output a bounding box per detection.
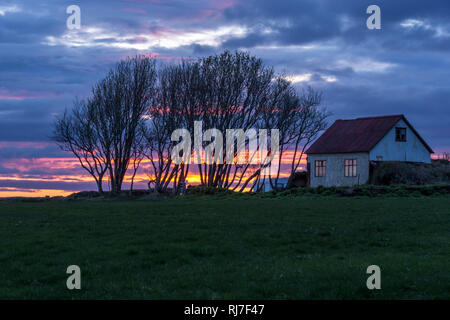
[97,179,104,194]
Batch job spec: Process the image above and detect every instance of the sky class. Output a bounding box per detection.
[0,0,449,197]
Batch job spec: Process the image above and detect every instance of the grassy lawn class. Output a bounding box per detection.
[0,196,449,299]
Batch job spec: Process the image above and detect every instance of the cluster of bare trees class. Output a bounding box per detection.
[53,51,329,195]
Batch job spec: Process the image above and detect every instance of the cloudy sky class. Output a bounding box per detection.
[0,0,449,196]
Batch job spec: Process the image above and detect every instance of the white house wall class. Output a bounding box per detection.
[369,119,431,163]
[308,153,370,187]
[260,177,289,192]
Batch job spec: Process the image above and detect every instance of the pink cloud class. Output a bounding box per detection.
[0,94,25,100]
[129,36,149,44]
[212,0,236,10]
[142,52,160,58]
[121,0,166,5]
[148,26,175,38]
[1,158,81,173]
[123,7,148,14]
[176,0,237,22]
[0,141,51,148]
[0,88,61,100]
[127,52,192,63]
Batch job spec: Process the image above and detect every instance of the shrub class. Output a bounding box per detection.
[186,185,233,195]
[259,184,450,198]
[371,161,450,185]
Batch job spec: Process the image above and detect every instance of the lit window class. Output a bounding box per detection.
[315,160,326,177]
[395,127,406,142]
[344,159,357,177]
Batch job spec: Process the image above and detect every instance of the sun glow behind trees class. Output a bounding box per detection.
[0,150,309,197]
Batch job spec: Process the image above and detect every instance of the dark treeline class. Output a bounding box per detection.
[53,51,329,195]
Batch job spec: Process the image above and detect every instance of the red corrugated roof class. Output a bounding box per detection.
[305,114,433,154]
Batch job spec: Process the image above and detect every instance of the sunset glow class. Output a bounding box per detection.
[0,141,306,197]
[1,0,448,197]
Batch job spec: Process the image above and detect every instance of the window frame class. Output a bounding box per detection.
[344,159,357,177]
[315,160,326,177]
[395,127,407,142]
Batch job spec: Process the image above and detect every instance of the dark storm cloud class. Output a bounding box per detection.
[221,0,450,48]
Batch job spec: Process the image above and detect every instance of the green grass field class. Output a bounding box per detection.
[0,196,449,299]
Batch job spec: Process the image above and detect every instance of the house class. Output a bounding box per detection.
[253,177,290,192]
[305,115,434,187]
[253,172,309,192]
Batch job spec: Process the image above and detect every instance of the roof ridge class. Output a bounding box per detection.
[356,114,404,120]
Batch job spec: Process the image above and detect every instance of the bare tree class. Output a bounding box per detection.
[143,51,329,193]
[236,75,297,191]
[55,51,328,195]
[289,88,329,174]
[265,86,329,190]
[89,56,157,194]
[140,62,193,194]
[193,51,276,189]
[129,125,146,194]
[142,115,180,194]
[53,99,109,194]
[53,56,157,195]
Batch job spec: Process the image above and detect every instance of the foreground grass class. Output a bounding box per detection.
[0,197,449,299]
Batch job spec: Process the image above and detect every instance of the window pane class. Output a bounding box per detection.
[344,159,357,176]
[396,128,406,141]
[315,160,326,177]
